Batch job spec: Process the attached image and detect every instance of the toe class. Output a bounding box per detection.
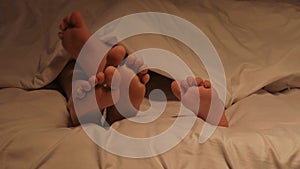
[96,72,105,85]
[75,86,86,99]
[203,80,211,88]
[81,81,92,92]
[195,77,203,86]
[63,14,71,27]
[171,81,181,100]
[106,45,127,67]
[104,66,121,90]
[138,64,148,75]
[73,80,89,97]
[187,76,197,86]
[124,55,143,74]
[63,14,71,23]
[133,57,144,71]
[70,11,86,28]
[118,53,149,85]
[59,23,66,31]
[88,75,98,86]
[141,73,150,84]
[180,80,189,92]
[138,64,149,84]
[125,54,136,67]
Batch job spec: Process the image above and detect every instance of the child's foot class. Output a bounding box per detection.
[58,11,91,59]
[171,77,228,127]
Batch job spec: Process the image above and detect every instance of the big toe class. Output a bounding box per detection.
[70,11,87,28]
[59,14,71,31]
[171,81,181,100]
[106,45,127,67]
[140,73,150,84]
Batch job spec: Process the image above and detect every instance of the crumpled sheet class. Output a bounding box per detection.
[1,0,300,168]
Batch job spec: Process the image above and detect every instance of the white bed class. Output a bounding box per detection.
[1,0,300,168]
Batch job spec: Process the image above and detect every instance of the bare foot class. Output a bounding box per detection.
[106,55,150,125]
[171,77,228,127]
[67,46,127,126]
[58,11,91,59]
[59,11,150,126]
[69,52,150,126]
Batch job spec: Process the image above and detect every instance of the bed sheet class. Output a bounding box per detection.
[1,0,300,105]
[1,88,300,169]
[1,0,300,168]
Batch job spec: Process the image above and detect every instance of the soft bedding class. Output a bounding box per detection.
[1,86,300,168]
[1,0,300,169]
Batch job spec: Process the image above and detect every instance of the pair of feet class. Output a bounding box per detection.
[58,11,228,127]
[59,11,149,126]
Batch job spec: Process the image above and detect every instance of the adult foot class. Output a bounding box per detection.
[69,53,149,126]
[58,11,91,59]
[106,55,150,125]
[58,11,125,76]
[171,77,228,127]
[68,45,127,126]
[59,11,150,126]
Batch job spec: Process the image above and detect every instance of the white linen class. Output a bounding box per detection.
[1,0,300,168]
[1,88,300,169]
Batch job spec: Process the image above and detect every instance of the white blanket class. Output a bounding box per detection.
[1,0,300,168]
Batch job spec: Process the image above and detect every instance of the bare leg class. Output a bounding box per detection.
[171,77,228,127]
